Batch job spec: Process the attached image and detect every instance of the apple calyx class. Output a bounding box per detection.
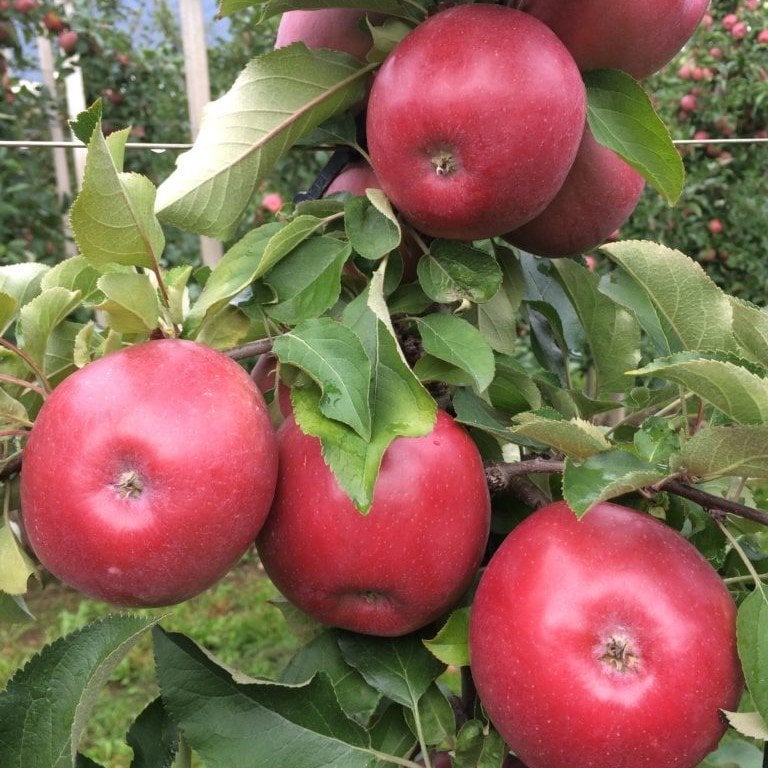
[598,632,640,674]
[114,469,144,500]
[431,148,458,176]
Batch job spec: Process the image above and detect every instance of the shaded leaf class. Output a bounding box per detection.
[337,632,446,709]
[511,413,609,461]
[672,426,768,481]
[738,588,768,726]
[477,246,524,355]
[345,195,400,261]
[17,288,82,368]
[95,273,160,334]
[153,627,375,768]
[126,697,180,768]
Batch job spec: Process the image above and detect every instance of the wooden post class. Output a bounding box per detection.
[179,0,223,266]
[35,35,76,256]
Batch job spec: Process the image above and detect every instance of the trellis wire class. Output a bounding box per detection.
[0,137,767,151]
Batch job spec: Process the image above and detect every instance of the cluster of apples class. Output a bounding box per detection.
[20,334,744,768]
[277,0,710,257]
[19,338,491,635]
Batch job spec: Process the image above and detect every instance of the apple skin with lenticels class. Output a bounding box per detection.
[366,4,586,241]
[256,410,491,636]
[20,339,278,607]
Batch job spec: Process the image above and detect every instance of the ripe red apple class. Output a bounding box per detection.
[469,500,743,768]
[503,128,645,257]
[708,218,724,235]
[517,0,710,79]
[275,8,383,61]
[20,339,279,607]
[57,29,78,54]
[324,161,380,197]
[257,410,491,636]
[42,10,65,33]
[13,0,38,14]
[366,4,586,241]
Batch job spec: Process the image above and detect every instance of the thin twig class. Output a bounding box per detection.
[224,338,275,361]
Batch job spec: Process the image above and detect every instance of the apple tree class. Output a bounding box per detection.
[2,1,768,767]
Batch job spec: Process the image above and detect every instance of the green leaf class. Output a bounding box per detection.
[584,68,683,204]
[730,296,768,365]
[155,46,371,240]
[417,240,502,305]
[264,236,351,324]
[487,355,542,415]
[40,256,103,302]
[126,697,180,768]
[95,273,160,335]
[697,731,762,768]
[0,261,50,316]
[152,627,375,768]
[405,683,455,747]
[452,387,517,443]
[721,711,768,742]
[280,630,381,722]
[601,241,735,354]
[672,426,768,481]
[476,246,524,355]
[369,705,416,768]
[344,195,400,261]
[195,306,251,350]
[511,413,610,461]
[0,519,36,595]
[185,222,284,333]
[0,386,29,428]
[70,127,165,269]
[293,267,436,512]
[69,100,103,145]
[219,0,423,23]
[552,258,640,394]
[453,720,508,768]
[0,592,34,623]
[337,632,446,709]
[630,353,768,425]
[423,607,470,668]
[17,288,82,369]
[0,615,157,768]
[260,215,328,269]
[367,17,413,64]
[737,588,768,724]
[273,318,372,440]
[563,451,666,516]
[414,314,495,393]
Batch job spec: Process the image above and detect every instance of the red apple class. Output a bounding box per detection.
[324,161,380,197]
[503,128,645,257]
[708,218,724,235]
[42,10,65,33]
[517,0,710,79]
[13,0,38,14]
[366,4,586,241]
[275,8,383,61]
[20,339,279,607]
[57,29,78,54]
[257,410,491,636]
[469,501,743,768]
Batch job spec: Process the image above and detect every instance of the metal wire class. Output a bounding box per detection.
[0,137,766,151]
